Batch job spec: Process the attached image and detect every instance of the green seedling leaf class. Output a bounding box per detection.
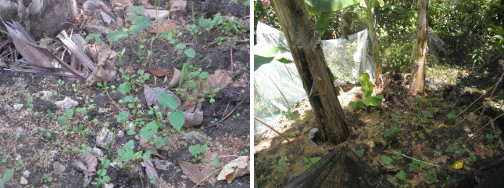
[157,92,179,111]
[314,12,332,37]
[129,6,146,15]
[129,16,149,34]
[348,101,365,109]
[360,73,374,98]
[175,43,187,50]
[1,168,14,184]
[254,54,275,71]
[85,33,102,43]
[125,140,135,150]
[188,144,208,156]
[140,121,159,139]
[384,126,399,137]
[184,48,196,58]
[142,150,153,162]
[198,72,210,80]
[213,156,221,168]
[381,156,393,165]
[396,170,405,180]
[305,0,363,13]
[66,109,74,118]
[277,157,286,172]
[362,95,384,106]
[168,111,185,132]
[106,30,128,41]
[117,111,130,123]
[118,82,132,94]
[154,137,167,146]
[302,157,321,168]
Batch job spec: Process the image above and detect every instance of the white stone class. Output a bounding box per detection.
[53,162,66,175]
[15,127,26,137]
[92,147,104,158]
[20,176,28,184]
[96,128,113,148]
[54,97,78,109]
[22,170,30,177]
[15,154,21,160]
[13,104,24,111]
[37,91,53,100]
[104,183,114,188]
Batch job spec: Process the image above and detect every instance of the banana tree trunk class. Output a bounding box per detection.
[270,0,350,144]
[410,0,429,94]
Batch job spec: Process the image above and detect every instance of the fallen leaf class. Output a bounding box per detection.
[148,20,178,34]
[169,0,187,21]
[474,147,480,153]
[111,0,133,26]
[140,160,159,181]
[452,161,463,169]
[184,103,203,127]
[86,43,117,83]
[151,159,172,171]
[133,64,171,77]
[144,10,171,21]
[178,161,205,186]
[414,144,422,157]
[217,156,249,184]
[166,68,181,89]
[204,70,232,94]
[72,152,98,187]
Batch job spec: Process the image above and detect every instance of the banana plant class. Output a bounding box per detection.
[349,73,384,108]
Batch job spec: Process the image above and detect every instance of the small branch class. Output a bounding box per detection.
[207,98,245,127]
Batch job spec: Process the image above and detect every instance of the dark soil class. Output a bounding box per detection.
[0,0,250,187]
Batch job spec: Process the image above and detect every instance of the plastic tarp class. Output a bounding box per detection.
[254,22,374,140]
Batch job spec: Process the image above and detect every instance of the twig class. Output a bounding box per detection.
[230,48,234,75]
[193,166,222,188]
[254,117,314,165]
[400,154,463,173]
[207,98,246,127]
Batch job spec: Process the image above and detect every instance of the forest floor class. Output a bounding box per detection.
[255,35,504,187]
[0,0,250,187]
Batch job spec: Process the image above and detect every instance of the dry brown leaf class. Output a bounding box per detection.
[207,70,232,91]
[414,144,422,157]
[217,156,249,184]
[73,152,98,187]
[82,0,118,34]
[148,20,178,34]
[111,0,133,26]
[133,64,171,77]
[2,20,54,68]
[86,44,117,83]
[166,68,181,89]
[184,103,203,127]
[169,0,187,21]
[178,161,205,186]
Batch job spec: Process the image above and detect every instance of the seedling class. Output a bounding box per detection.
[188,144,208,162]
[106,6,149,58]
[349,73,385,108]
[0,168,14,187]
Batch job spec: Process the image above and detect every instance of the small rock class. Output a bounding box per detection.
[151,159,172,171]
[185,131,205,145]
[37,91,53,100]
[22,170,30,177]
[308,128,321,146]
[13,104,24,111]
[11,80,27,92]
[181,175,187,180]
[53,162,66,175]
[116,130,124,138]
[15,154,21,160]
[16,127,26,137]
[20,176,28,185]
[92,147,104,158]
[104,183,114,188]
[55,97,78,109]
[96,128,113,148]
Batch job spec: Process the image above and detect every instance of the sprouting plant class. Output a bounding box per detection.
[116,140,142,166]
[202,87,220,103]
[106,6,149,59]
[188,144,208,162]
[383,126,399,138]
[157,92,185,132]
[381,155,393,165]
[426,169,438,184]
[349,73,385,108]
[92,155,111,187]
[232,112,241,119]
[57,79,65,86]
[174,43,196,59]
[408,156,427,172]
[0,168,14,187]
[43,173,53,183]
[26,97,36,116]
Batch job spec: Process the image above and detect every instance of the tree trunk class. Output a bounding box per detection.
[410,0,429,94]
[270,0,349,144]
[364,0,382,84]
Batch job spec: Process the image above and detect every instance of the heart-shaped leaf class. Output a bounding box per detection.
[168,111,185,131]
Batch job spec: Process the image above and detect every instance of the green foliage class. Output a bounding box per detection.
[277,156,286,172]
[302,157,321,168]
[426,169,437,184]
[198,13,222,32]
[0,168,14,188]
[116,140,142,163]
[349,73,384,108]
[384,126,399,137]
[188,144,208,161]
[408,156,426,172]
[396,170,405,180]
[213,156,221,167]
[254,0,280,28]
[381,155,393,164]
[157,92,179,111]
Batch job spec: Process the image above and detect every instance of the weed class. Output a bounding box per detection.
[0,168,14,187]
[384,126,400,138]
[43,173,53,183]
[407,156,426,172]
[426,169,437,184]
[188,144,208,162]
[92,155,111,187]
[349,73,385,108]
[106,6,149,60]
